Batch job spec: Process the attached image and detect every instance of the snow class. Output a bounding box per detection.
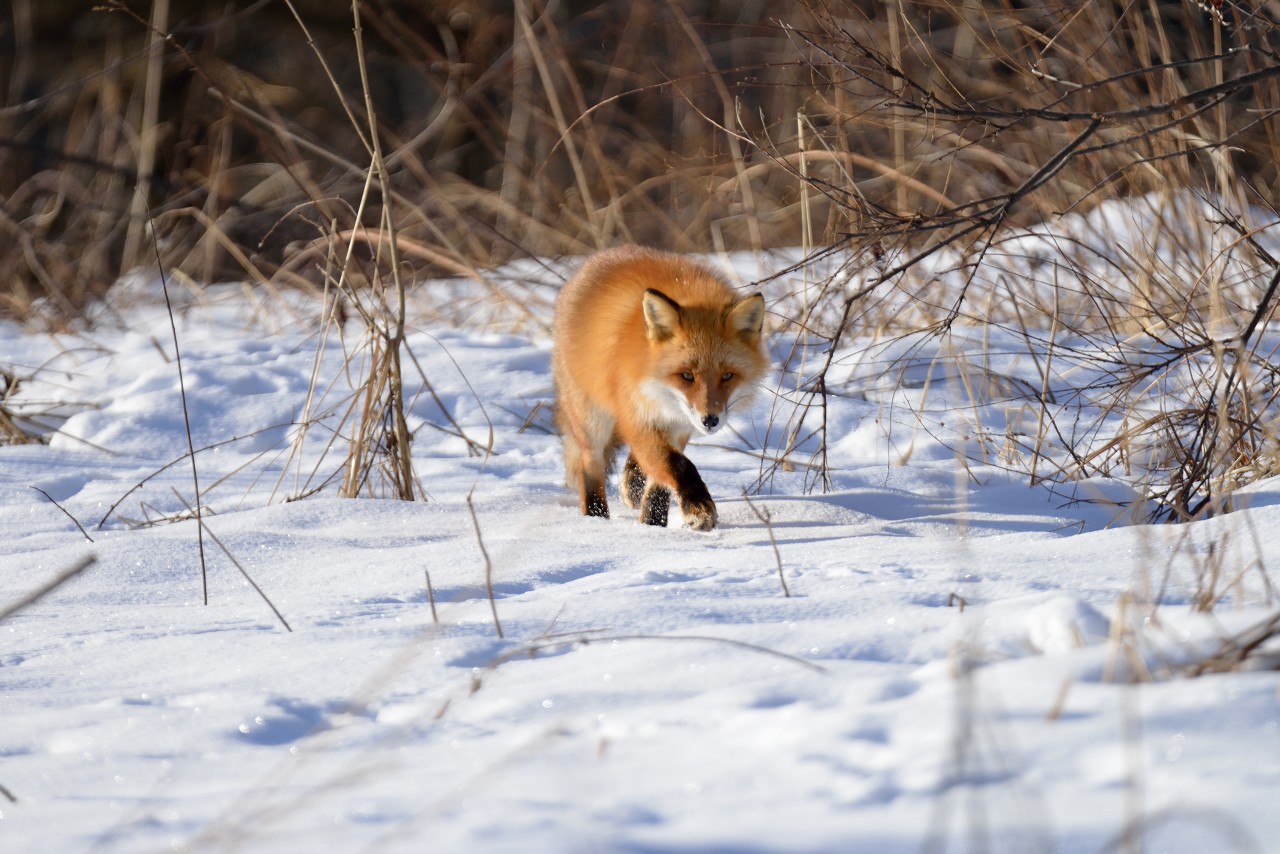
[2,235,1279,852]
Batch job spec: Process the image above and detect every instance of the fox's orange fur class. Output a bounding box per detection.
[553,245,767,530]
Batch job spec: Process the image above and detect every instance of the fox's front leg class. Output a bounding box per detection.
[625,435,717,531]
[665,451,715,530]
[621,453,672,527]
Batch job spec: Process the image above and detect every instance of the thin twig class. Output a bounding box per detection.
[170,489,292,633]
[474,630,828,677]
[586,633,825,673]
[96,422,300,529]
[466,493,503,639]
[30,486,94,542]
[197,521,294,633]
[741,491,790,598]
[424,569,439,624]
[0,554,96,624]
[150,217,208,605]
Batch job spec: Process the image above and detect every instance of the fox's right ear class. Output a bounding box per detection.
[642,289,682,342]
[727,293,765,341]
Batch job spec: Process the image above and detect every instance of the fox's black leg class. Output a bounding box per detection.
[582,469,609,518]
[639,483,670,527]
[668,451,716,531]
[623,430,718,531]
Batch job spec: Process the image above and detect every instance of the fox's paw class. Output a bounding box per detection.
[681,497,717,532]
[640,484,670,527]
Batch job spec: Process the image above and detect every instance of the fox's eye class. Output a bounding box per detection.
[721,371,735,383]
[679,371,695,383]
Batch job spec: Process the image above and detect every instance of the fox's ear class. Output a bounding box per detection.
[642,288,683,341]
[727,293,765,341]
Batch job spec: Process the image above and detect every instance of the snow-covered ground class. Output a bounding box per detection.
[1,233,1278,852]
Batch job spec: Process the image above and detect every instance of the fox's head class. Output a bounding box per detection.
[640,288,767,436]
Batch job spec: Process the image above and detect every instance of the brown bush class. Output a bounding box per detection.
[4,1,1276,325]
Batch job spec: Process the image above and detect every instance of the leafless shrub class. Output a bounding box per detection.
[0,368,45,445]
[753,0,1280,527]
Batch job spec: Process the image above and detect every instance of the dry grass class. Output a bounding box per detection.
[2,13,1277,851]
[4,1,1280,608]
[0,1,826,323]
[753,1,1280,530]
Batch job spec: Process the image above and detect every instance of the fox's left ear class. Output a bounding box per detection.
[727,293,765,341]
[643,288,683,342]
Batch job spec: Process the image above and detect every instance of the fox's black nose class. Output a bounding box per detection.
[702,414,719,430]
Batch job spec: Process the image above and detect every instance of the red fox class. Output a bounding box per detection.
[553,245,767,531]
